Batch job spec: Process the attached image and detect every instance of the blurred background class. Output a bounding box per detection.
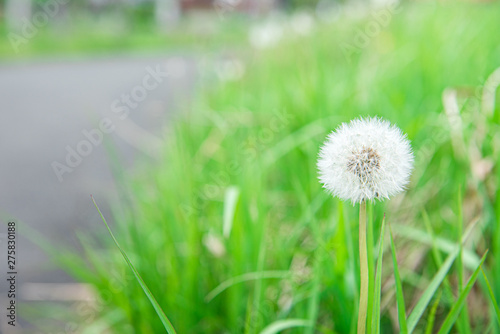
[0,0,499,333]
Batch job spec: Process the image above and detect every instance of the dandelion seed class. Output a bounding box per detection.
[317,117,414,204]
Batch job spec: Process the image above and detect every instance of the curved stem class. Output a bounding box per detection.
[358,201,368,334]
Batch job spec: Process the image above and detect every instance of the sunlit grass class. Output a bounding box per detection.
[43,2,500,333]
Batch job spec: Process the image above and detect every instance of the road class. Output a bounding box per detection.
[0,54,198,297]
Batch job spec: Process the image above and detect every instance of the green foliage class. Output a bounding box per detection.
[437,251,488,334]
[50,3,500,333]
[92,196,177,334]
[371,216,386,334]
[390,228,408,334]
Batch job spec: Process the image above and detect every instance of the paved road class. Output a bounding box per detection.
[0,54,198,293]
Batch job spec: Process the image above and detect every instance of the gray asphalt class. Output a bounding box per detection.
[0,54,198,290]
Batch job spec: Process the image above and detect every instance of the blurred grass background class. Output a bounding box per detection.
[0,16,250,59]
[16,1,500,333]
[0,0,252,59]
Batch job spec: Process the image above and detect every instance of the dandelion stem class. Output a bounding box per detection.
[358,201,368,334]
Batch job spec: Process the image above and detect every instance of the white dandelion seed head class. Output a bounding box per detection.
[317,117,414,204]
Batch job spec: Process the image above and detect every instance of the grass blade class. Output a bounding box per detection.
[391,222,481,269]
[389,227,408,334]
[456,188,472,334]
[407,246,460,333]
[481,268,500,326]
[424,291,441,334]
[305,250,322,334]
[223,186,240,238]
[422,211,455,305]
[262,118,331,167]
[205,270,290,302]
[371,215,386,334]
[91,196,177,334]
[437,250,489,334]
[260,319,313,334]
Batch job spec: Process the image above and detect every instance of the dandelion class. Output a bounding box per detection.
[317,116,413,334]
[317,117,413,204]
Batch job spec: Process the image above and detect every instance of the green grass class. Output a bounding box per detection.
[0,14,249,60]
[43,2,500,333]
[371,215,385,334]
[390,227,408,333]
[92,196,177,334]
